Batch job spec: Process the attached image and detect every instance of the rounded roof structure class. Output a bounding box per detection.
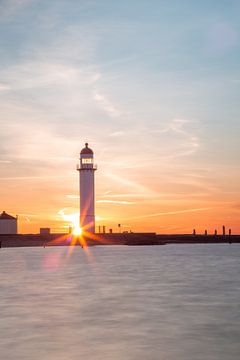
[0,211,16,220]
[80,143,93,155]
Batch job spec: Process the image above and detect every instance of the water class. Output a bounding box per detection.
[0,244,240,360]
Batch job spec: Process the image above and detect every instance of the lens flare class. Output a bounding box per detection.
[72,226,82,236]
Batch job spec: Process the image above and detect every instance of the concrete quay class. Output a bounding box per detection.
[0,233,240,248]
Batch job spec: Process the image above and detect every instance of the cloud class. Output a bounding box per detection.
[151,118,200,158]
[66,195,136,205]
[6,0,33,5]
[57,208,79,227]
[96,200,136,205]
[109,131,124,137]
[0,62,100,90]
[0,0,35,19]
[0,175,72,181]
[125,207,211,220]
[94,92,121,118]
[65,194,79,199]
[97,116,201,175]
[0,83,11,91]
[0,118,77,163]
[103,193,154,199]
[18,213,37,216]
[105,172,156,195]
[18,213,37,223]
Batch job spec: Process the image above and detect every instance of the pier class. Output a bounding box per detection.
[0,232,240,248]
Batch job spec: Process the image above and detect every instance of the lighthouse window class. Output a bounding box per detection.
[82,158,93,164]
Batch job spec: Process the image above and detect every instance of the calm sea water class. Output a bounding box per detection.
[0,244,240,360]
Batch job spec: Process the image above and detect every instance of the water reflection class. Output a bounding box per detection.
[0,245,240,360]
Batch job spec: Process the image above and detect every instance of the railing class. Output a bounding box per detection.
[76,164,97,170]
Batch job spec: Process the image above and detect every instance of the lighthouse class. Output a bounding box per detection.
[77,143,97,234]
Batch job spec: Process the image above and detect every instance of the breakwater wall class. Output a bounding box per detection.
[0,233,158,247]
[0,233,240,248]
[156,234,240,244]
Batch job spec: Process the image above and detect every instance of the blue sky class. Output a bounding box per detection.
[0,0,240,233]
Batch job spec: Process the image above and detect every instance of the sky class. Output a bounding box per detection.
[0,0,240,234]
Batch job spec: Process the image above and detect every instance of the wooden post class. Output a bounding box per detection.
[223,225,225,236]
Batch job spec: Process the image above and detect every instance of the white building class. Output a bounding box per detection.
[0,211,18,234]
[77,143,97,234]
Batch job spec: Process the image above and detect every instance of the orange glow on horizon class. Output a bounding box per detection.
[6,202,240,236]
[2,153,240,235]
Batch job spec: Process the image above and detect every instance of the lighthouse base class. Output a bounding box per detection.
[80,215,95,234]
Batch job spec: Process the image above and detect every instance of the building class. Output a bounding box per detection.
[77,143,97,234]
[40,228,50,235]
[0,211,18,234]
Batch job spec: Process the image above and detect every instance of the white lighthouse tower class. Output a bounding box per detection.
[77,143,97,234]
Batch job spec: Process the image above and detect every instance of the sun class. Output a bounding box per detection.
[72,226,82,236]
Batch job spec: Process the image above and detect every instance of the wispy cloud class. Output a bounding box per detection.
[94,92,121,118]
[125,207,211,220]
[105,172,156,196]
[57,208,79,227]
[18,213,37,216]
[17,212,38,223]
[67,195,136,205]
[0,0,35,19]
[65,194,79,199]
[0,62,100,90]
[97,200,136,205]
[109,131,124,137]
[152,118,200,157]
[0,83,11,91]
[103,193,155,199]
[0,175,72,181]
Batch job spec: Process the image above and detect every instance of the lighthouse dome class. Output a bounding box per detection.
[80,143,93,155]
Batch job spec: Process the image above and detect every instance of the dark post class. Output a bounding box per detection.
[118,224,121,233]
[204,230,207,236]
[103,226,106,234]
[214,229,217,236]
[223,225,225,236]
[193,229,196,236]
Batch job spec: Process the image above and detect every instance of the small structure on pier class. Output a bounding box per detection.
[0,211,18,234]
